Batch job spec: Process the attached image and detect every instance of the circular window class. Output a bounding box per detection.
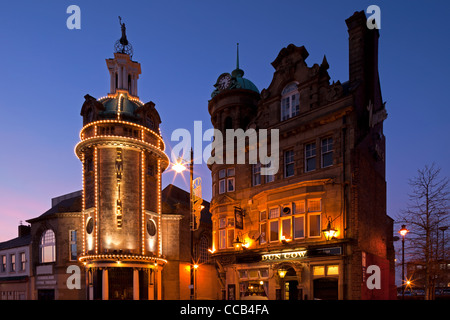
[86,217,94,234]
[147,219,157,236]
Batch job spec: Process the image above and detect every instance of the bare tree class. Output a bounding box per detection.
[398,163,449,300]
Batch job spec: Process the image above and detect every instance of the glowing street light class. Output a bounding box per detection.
[399,224,409,299]
[172,160,187,174]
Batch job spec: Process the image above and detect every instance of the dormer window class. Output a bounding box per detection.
[281,82,300,121]
[146,114,154,130]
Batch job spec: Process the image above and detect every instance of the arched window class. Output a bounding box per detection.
[40,229,56,263]
[146,114,154,130]
[197,234,210,264]
[128,74,132,93]
[224,117,233,130]
[281,82,300,121]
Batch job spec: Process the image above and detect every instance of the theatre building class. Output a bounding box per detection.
[207,11,396,300]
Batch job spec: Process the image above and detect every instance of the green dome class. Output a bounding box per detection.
[99,93,141,122]
[211,68,259,98]
[232,68,259,93]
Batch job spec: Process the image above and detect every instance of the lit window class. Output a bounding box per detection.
[260,211,267,244]
[305,143,316,172]
[218,217,235,249]
[219,229,226,249]
[20,252,26,271]
[10,254,15,272]
[293,215,305,239]
[308,199,321,212]
[269,207,280,219]
[281,83,300,121]
[284,150,295,177]
[309,213,321,238]
[281,218,292,241]
[40,229,56,263]
[313,266,325,276]
[321,137,333,168]
[270,220,279,242]
[327,265,339,275]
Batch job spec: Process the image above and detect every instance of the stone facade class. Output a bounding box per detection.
[207,10,395,300]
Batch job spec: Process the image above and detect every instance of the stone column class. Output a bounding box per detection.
[122,66,127,90]
[110,70,115,94]
[118,67,123,90]
[133,268,139,300]
[102,268,109,300]
[148,269,155,300]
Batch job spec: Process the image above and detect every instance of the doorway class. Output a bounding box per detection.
[283,268,300,300]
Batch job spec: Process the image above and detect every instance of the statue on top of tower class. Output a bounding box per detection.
[114,16,133,58]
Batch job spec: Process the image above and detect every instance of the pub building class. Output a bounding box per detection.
[207,11,396,300]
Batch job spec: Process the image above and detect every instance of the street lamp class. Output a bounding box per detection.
[399,224,409,299]
[171,149,196,300]
[322,217,338,241]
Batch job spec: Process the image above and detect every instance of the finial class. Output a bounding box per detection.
[114,16,133,57]
[232,42,244,78]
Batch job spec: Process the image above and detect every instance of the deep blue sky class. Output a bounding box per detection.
[0,0,449,241]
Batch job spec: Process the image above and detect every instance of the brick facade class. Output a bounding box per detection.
[207,10,395,300]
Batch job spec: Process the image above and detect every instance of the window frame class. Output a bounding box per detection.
[20,252,26,271]
[259,211,267,244]
[40,229,56,263]
[1,255,6,272]
[69,230,77,261]
[252,163,262,186]
[218,167,235,194]
[281,217,292,241]
[321,137,333,168]
[226,177,235,192]
[305,142,316,172]
[308,212,322,238]
[280,82,300,121]
[10,254,15,272]
[219,179,226,194]
[218,217,235,249]
[284,149,295,178]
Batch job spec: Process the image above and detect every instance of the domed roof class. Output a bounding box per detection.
[98,92,142,123]
[211,44,259,98]
[211,67,259,98]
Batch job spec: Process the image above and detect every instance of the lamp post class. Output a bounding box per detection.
[322,217,338,241]
[171,149,196,300]
[399,224,409,299]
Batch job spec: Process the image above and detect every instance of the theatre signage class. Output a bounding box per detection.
[261,247,342,262]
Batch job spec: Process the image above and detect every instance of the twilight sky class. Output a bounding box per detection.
[0,0,449,242]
